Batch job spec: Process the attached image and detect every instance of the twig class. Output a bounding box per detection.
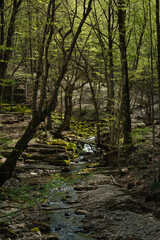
[110,175,123,187]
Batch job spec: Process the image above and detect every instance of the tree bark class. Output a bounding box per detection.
[0,117,40,186]
[108,0,114,113]
[0,0,4,51]
[149,0,156,182]
[0,0,23,78]
[156,0,160,181]
[0,0,23,107]
[55,83,74,137]
[84,67,100,145]
[108,0,115,145]
[118,0,132,146]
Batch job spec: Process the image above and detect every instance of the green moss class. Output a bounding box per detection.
[64,159,70,166]
[0,137,14,150]
[70,119,102,139]
[47,139,69,147]
[88,162,99,168]
[8,229,17,236]
[23,153,32,158]
[46,139,77,156]
[46,159,70,166]
[18,155,24,161]
[131,126,151,145]
[67,142,76,153]
[30,227,40,233]
[1,103,31,113]
[51,114,63,125]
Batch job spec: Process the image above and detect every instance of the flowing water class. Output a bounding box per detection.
[47,140,95,240]
[49,185,93,240]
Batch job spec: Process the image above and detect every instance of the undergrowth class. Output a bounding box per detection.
[0,173,84,221]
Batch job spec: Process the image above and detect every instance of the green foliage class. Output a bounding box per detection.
[0,79,16,87]
[0,137,13,149]
[0,174,75,221]
[131,126,150,145]
[70,120,97,138]
[0,46,15,51]
[51,113,63,125]
[1,104,31,113]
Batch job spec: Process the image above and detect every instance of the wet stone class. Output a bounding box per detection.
[44,233,60,240]
[75,209,89,215]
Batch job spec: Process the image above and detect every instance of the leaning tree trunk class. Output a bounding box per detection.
[0,117,40,186]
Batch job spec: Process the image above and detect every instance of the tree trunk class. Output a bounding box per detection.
[149,0,156,182]
[46,113,52,131]
[55,84,73,137]
[156,0,160,181]
[0,0,23,106]
[118,0,132,146]
[64,87,73,131]
[85,70,100,145]
[108,0,115,145]
[0,0,4,54]
[108,0,114,113]
[0,117,40,186]
[79,84,83,116]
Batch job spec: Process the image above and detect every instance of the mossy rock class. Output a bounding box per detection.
[45,159,70,166]
[47,139,69,147]
[24,153,69,162]
[46,139,77,154]
[31,222,50,233]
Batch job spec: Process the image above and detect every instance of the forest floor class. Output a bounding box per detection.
[0,111,160,239]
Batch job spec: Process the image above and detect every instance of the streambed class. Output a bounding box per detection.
[45,141,96,240]
[49,185,93,240]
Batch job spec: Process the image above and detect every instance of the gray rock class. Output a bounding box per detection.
[75,209,89,215]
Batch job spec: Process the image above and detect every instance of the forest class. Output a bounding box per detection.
[0,0,160,239]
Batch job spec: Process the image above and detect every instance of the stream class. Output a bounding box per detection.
[49,185,93,240]
[47,140,95,240]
